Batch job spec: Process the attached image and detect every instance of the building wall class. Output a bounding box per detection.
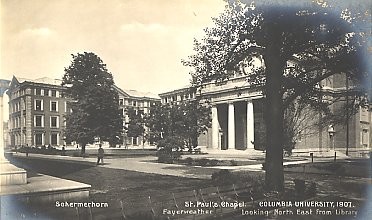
[8,79,67,147]
[160,73,370,153]
[116,88,161,147]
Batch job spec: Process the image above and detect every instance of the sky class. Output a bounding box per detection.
[1,0,226,94]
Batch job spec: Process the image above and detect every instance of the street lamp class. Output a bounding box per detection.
[327,125,335,150]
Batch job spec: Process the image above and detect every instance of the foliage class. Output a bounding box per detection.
[182,0,369,191]
[196,158,210,166]
[178,98,212,149]
[185,157,194,165]
[209,159,219,166]
[126,107,145,143]
[62,52,123,154]
[156,136,183,163]
[17,146,61,155]
[145,97,211,149]
[230,160,239,166]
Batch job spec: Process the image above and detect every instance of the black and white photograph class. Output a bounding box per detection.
[0,0,371,219]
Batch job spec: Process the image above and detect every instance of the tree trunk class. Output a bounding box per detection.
[263,49,285,192]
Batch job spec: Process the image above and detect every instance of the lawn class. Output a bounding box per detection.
[7,157,213,219]
[5,157,371,220]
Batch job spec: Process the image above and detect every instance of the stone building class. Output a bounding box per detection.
[159,73,370,154]
[7,76,67,147]
[114,85,161,147]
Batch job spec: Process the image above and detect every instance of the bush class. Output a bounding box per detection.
[197,158,210,166]
[156,136,184,163]
[185,157,193,165]
[211,170,237,186]
[209,159,219,166]
[230,160,238,166]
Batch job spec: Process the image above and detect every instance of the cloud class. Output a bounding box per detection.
[22,27,54,37]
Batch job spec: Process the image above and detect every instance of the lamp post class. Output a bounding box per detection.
[327,125,336,150]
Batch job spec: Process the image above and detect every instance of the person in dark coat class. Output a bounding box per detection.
[96,144,104,165]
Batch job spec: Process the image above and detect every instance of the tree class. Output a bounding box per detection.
[183,0,369,191]
[145,97,211,149]
[62,52,123,155]
[126,108,145,145]
[178,98,212,150]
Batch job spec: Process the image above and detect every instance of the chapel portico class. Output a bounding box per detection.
[202,75,263,152]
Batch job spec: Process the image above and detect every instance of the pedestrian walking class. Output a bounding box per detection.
[97,144,104,165]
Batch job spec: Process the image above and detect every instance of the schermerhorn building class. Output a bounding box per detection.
[7,76,67,147]
[159,73,371,154]
[6,76,160,148]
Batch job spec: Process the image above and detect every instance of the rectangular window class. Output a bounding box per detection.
[35,100,43,111]
[35,115,43,127]
[51,90,57,97]
[51,134,58,145]
[119,99,124,105]
[51,116,59,128]
[132,137,138,145]
[51,101,58,111]
[35,88,41,95]
[35,133,43,146]
[133,101,137,106]
[44,89,49,96]
[361,129,369,146]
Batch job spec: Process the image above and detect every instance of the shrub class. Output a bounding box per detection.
[211,170,237,186]
[185,157,193,165]
[230,160,238,166]
[209,159,219,166]
[197,158,210,166]
[156,136,183,163]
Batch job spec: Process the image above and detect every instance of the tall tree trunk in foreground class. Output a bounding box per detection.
[264,45,286,192]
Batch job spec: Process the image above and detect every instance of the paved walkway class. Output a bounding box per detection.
[10,152,315,179]
[9,152,368,179]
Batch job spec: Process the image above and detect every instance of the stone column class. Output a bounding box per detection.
[246,100,255,149]
[211,105,219,149]
[228,102,235,149]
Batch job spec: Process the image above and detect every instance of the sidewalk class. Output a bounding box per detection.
[10,153,314,179]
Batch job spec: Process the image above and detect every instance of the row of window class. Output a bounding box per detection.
[34,88,60,97]
[118,98,156,107]
[34,100,66,112]
[10,115,61,129]
[34,133,60,145]
[163,93,195,104]
[34,115,60,128]
[11,99,66,113]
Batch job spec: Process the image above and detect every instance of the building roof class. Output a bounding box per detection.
[158,85,193,97]
[114,85,160,100]
[16,76,62,86]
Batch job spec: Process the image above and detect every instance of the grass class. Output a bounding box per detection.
[6,156,371,220]
[284,159,372,178]
[8,157,213,219]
